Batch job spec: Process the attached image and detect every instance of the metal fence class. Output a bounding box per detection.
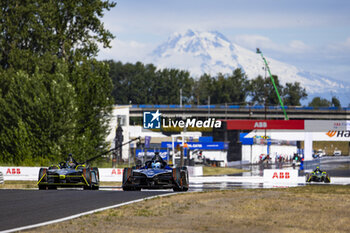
[131,104,350,111]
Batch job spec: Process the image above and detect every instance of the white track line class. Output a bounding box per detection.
[1,192,177,233]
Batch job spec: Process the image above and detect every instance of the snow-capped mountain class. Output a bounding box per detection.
[149,30,350,104]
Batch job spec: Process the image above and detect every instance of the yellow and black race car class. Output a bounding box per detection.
[38,137,142,190]
[306,167,331,183]
[37,155,99,190]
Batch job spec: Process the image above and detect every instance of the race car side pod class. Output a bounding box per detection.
[84,136,141,165]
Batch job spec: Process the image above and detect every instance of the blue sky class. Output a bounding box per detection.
[99,0,350,82]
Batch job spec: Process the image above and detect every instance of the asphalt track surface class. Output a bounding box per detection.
[1,158,349,232]
[0,189,171,232]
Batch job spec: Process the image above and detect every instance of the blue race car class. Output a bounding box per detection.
[122,153,189,192]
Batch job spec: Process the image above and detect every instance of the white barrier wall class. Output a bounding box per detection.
[97,168,124,181]
[201,150,228,166]
[188,166,203,177]
[0,167,124,182]
[0,167,40,181]
[0,166,203,182]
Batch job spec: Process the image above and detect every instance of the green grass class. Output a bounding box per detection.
[0,159,136,169]
[202,166,247,176]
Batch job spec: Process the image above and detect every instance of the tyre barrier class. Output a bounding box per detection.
[0,171,4,184]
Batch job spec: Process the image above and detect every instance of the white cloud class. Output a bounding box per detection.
[288,40,310,53]
[233,35,275,50]
[327,37,350,52]
[233,34,311,54]
[98,39,153,63]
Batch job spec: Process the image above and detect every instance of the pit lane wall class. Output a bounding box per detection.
[0,166,203,182]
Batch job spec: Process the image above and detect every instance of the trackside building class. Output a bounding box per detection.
[214,120,350,163]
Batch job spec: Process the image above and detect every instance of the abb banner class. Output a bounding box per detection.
[99,168,123,182]
[225,120,305,130]
[0,167,40,181]
[263,169,299,184]
[0,167,124,181]
[0,167,202,182]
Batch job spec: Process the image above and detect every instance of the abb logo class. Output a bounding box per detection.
[272,172,290,179]
[254,122,267,128]
[6,168,21,175]
[111,169,122,175]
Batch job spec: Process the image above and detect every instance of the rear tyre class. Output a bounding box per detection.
[324,175,331,183]
[91,167,100,181]
[173,167,183,192]
[122,168,132,191]
[90,167,100,190]
[91,185,99,190]
[83,168,92,190]
[38,168,48,190]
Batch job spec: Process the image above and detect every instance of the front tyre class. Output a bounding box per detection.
[305,174,310,183]
[173,167,188,192]
[324,175,331,183]
[182,169,189,192]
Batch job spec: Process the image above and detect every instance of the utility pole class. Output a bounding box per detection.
[208,96,211,118]
[180,88,183,108]
[256,48,288,120]
[114,124,123,166]
[264,62,267,138]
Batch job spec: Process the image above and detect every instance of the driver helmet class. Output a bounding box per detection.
[151,161,161,169]
[67,154,75,168]
[68,161,75,168]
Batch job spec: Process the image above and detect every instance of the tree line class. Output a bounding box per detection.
[0,1,116,165]
[108,61,312,107]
